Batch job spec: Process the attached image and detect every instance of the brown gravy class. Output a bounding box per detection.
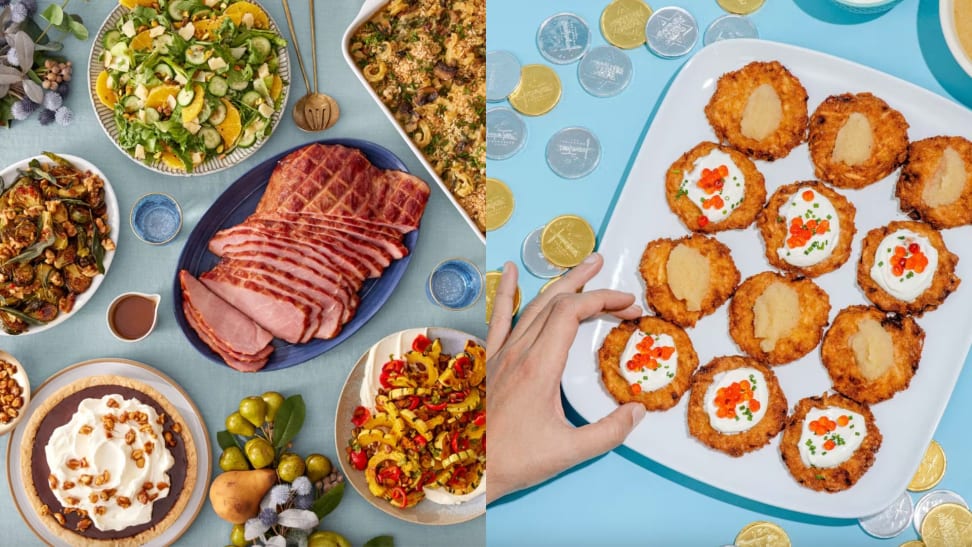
[110,294,157,340]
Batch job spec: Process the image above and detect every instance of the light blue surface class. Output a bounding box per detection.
[486,0,972,545]
[0,0,485,545]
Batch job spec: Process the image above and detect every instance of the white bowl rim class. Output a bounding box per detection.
[940,0,972,79]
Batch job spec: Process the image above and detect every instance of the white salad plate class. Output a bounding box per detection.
[561,38,972,519]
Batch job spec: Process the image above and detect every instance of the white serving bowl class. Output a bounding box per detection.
[940,0,972,79]
[830,0,903,14]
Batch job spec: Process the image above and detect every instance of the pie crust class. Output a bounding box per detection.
[19,374,197,546]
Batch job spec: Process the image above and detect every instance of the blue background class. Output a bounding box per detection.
[485,0,972,545]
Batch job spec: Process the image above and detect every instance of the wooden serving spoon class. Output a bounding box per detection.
[281,0,339,132]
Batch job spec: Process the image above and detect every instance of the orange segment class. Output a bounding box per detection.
[144,84,181,108]
[159,149,186,170]
[119,0,155,9]
[216,98,241,148]
[193,17,226,39]
[95,71,117,109]
[130,29,154,51]
[269,74,283,101]
[181,85,205,123]
[224,1,269,28]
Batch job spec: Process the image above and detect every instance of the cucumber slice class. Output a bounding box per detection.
[241,90,261,108]
[121,95,141,113]
[176,87,195,106]
[208,76,228,97]
[196,101,212,124]
[143,108,161,123]
[237,127,257,148]
[154,62,174,80]
[168,0,185,21]
[208,101,227,125]
[227,70,249,91]
[199,127,221,150]
[103,30,122,50]
[185,44,207,65]
[250,37,272,59]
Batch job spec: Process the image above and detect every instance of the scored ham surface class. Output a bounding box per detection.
[182,143,429,371]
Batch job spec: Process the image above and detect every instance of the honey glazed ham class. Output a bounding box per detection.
[180,144,430,371]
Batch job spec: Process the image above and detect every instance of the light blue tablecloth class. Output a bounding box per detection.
[486,0,972,544]
[0,0,485,545]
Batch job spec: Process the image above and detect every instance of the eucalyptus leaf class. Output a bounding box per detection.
[216,430,242,450]
[363,535,395,547]
[41,4,64,26]
[0,8,11,29]
[0,65,21,77]
[271,394,305,451]
[22,78,42,104]
[275,508,318,531]
[69,13,84,25]
[34,42,63,53]
[68,19,88,41]
[310,482,343,520]
[13,32,33,74]
[0,74,21,85]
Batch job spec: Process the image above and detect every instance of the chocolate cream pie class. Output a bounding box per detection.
[20,375,196,546]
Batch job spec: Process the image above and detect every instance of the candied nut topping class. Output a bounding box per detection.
[156,413,166,425]
[117,496,131,508]
[0,359,23,424]
[137,491,149,504]
[77,518,92,532]
[80,457,89,468]
[171,422,182,434]
[53,512,66,526]
[144,441,154,455]
[135,457,145,469]
[79,474,93,486]
[40,504,50,516]
[62,481,76,491]
[65,496,80,506]
[48,474,58,490]
[106,398,120,409]
[94,470,110,487]
[131,449,144,460]
[125,429,136,445]
[88,493,99,504]
[66,458,82,470]
[164,431,175,447]
[95,505,106,516]
[79,424,93,435]
[157,482,169,490]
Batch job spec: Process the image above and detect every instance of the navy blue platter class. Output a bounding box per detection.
[173,139,420,371]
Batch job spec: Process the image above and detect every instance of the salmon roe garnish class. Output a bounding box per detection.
[624,335,675,373]
[713,379,758,420]
[697,165,729,195]
[786,216,831,249]
[890,244,929,277]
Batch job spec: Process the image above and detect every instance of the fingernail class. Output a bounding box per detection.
[630,403,646,424]
[502,261,511,273]
[582,252,600,265]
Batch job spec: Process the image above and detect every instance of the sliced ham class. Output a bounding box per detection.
[179,270,274,355]
[200,268,314,344]
[183,302,269,372]
[247,215,408,260]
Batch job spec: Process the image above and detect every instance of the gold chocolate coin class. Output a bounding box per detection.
[734,521,792,547]
[485,270,521,324]
[540,215,596,268]
[508,64,562,117]
[600,0,653,49]
[486,178,515,232]
[920,503,972,547]
[539,276,563,294]
[717,0,766,15]
[909,440,947,492]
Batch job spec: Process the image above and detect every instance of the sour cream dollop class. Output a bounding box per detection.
[678,149,746,224]
[703,367,768,434]
[776,187,840,267]
[619,331,678,393]
[797,407,867,468]
[869,229,938,302]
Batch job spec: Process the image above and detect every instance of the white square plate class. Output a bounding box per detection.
[561,39,972,519]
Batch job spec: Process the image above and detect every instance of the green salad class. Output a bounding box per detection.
[96,0,287,172]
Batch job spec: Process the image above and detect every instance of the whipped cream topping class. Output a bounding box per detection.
[677,149,746,224]
[619,331,678,393]
[704,367,769,434]
[869,229,938,302]
[45,395,175,531]
[776,187,840,267]
[797,407,867,468]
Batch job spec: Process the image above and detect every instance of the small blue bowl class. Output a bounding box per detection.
[427,258,484,310]
[830,0,903,14]
[131,193,182,245]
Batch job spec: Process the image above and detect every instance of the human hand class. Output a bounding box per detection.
[485,253,647,504]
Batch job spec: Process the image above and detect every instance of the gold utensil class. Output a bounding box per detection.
[280,0,339,132]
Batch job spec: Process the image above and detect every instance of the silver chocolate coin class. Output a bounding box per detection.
[858,490,914,539]
[537,12,591,64]
[578,45,633,98]
[546,127,601,179]
[487,50,522,102]
[486,107,527,160]
[703,14,759,46]
[913,490,969,535]
[522,226,568,278]
[645,6,699,58]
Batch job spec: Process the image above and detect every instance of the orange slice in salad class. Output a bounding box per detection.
[144,84,181,109]
[130,29,154,51]
[269,74,283,101]
[224,2,269,29]
[181,85,205,123]
[192,17,226,39]
[119,0,155,9]
[216,99,242,148]
[159,149,186,170]
[95,71,117,108]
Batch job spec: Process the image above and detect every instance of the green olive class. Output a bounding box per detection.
[307,531,351,547]
[304,453,333,482]
[244,437,275,469]
[261,391,285,421]
[225,412,255,437]
[219,447,251,472]
[277,452,306,483]
[239,396,268,427]
[230,524,247,546]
